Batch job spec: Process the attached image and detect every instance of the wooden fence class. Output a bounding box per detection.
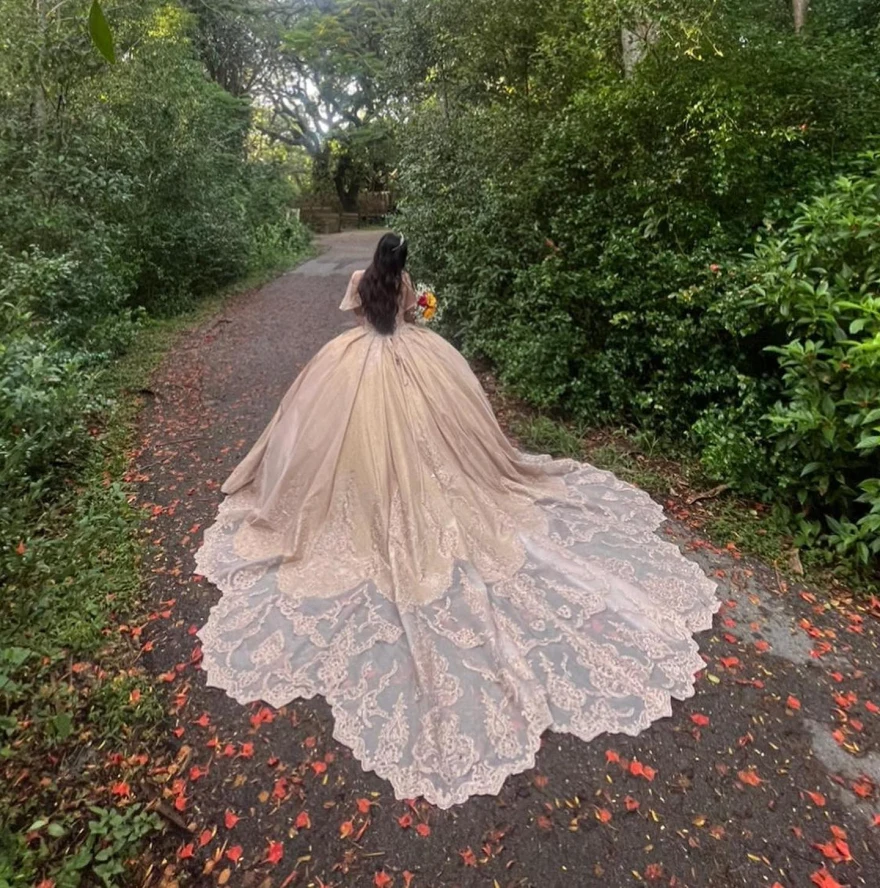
[298,191,395,233]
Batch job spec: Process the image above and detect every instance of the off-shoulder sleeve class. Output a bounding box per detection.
[340,271,364,311]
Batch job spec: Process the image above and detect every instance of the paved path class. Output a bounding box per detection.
[137,232,880,888]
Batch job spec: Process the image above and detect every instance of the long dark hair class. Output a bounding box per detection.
[358,233,408,335]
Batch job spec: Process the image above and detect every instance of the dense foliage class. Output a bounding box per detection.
[1,0,307,561]
[1,1,308,882]
[394,0,880,564]
[198,0,400,208]
[276,0,399,207]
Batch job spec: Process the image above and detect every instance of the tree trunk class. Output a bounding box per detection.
[333,155,360,212]
[32,0,47,138]
[621,20,658,77]
[793,0,808,33]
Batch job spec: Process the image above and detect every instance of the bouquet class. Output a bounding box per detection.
[415,285,438,322]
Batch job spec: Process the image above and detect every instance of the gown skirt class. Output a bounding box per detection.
[195,276,719,808]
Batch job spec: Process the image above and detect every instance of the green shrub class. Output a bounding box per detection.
[0,2,311,880]
[729,154,880,561]
[396,0,880,565]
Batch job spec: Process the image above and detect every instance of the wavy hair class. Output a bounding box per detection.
[358,233,408,335]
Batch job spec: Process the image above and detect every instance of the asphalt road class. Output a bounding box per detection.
[136,231,880,888]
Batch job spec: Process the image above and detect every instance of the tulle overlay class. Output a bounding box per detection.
[196,314,719,808]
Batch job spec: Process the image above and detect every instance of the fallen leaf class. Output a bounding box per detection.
[629,760,656,781]
[810,867,843,888]
[834,693,855,711]
[813,841,846,863]
[459,847,477,867]
[249,707,275,730]
[834,839,852,861]
[737,769,762,787]
[852,779,873,798]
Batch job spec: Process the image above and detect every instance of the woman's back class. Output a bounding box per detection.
[340,269,417,330]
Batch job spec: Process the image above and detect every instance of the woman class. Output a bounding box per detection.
[195,233,718,808]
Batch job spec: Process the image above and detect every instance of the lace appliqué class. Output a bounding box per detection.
[195,459,719,808]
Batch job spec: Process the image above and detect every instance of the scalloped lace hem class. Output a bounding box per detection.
[195,460,719,808]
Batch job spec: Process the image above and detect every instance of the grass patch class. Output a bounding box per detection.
[0,247,311,887]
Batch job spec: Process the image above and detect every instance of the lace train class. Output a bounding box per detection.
[195,459,718,808]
